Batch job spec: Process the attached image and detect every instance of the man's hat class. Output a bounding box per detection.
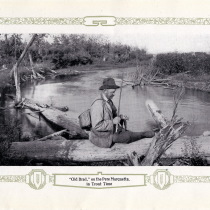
[99,77,120,90]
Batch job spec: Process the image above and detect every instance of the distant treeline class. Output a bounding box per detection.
[154,52,210,75]
[1,34,210,75]
[0,34,152,69]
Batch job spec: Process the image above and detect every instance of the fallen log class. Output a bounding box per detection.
[54,106,69,112]
[8,95,87,139]
[149,82,169,86]
[145,99,167,127]
[152,78,171,82]
[36,72,45,79]
[34,129,67,141]
[5,135,210,162]
[22,98,88,139]
[142,93,188,166]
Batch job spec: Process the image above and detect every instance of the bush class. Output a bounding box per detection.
[0,118,22,165]
[154,52,210,75]
[0,34,154,71]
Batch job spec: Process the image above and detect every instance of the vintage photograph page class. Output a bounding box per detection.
[1,0,210,209]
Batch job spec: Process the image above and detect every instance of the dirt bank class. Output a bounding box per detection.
[167,72,210,92]
[0,63,133,90]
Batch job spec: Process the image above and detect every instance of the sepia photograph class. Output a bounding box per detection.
[1,31,210,166]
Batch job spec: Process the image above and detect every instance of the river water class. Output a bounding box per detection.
[1,67,210,140]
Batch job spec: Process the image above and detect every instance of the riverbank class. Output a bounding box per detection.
[4,62,210,93]
[166,72,210,92]
[0,63,134,90]
[2,62,210,104]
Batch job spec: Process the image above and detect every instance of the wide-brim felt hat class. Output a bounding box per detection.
[99,77,120,90]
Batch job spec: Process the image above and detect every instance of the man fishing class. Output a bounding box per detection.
[89,77,155,148]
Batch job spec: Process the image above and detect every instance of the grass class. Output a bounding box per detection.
[169,71,210,82]
[0,70,13,89]
[0,118,22,165]
[130,60,210,93]
[166,72,210,92]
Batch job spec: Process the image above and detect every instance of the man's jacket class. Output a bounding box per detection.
[89,94,117,148]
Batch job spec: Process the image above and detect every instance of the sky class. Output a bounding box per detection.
[108,25,210,54]
[110,33,210,54]
[20,25,210,54]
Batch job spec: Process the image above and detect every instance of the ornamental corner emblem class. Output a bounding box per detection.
[26,169,47,190]
[151,169,173,190]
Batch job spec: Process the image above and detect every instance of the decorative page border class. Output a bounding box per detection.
[0,169,210,190]
[1,16,210,26]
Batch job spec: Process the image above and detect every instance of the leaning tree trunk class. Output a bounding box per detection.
[28,52,37,79]
[13,63,21,104]
[10,34,38,104]
[10,34,38,77]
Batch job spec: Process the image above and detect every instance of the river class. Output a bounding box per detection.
[1,67,210,140]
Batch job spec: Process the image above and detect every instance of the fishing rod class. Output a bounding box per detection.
[116,74,126,132]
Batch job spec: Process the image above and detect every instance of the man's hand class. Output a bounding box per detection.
[120,114,129,120]
[113,116,121,124]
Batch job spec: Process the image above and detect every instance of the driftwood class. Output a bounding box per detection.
[3,99,203,164]
[140,94,188,166]
[28,52,45,80]
[5,135,210,162]
[9,95,83,138]
[35,129,67,141]
[145,100,167,127]
[141,123,188,166]
[147,70,159,84]
[119,79,170,88]
[21,98,88,139]
[54,106,69,112]
[149,82,169,86]
[153,78,171,82]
